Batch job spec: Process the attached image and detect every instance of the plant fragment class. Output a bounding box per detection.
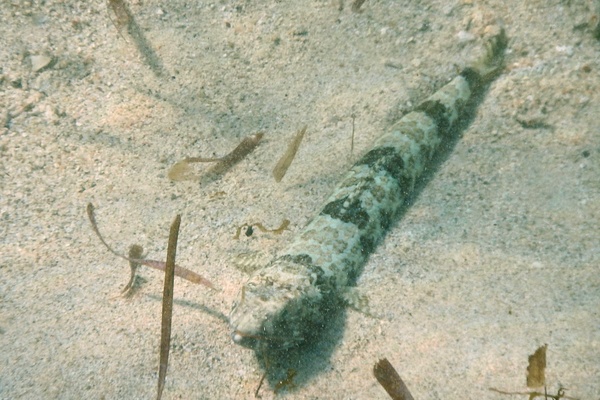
[233,219,290,239]
[86,202,214,289]
[107,0,132,38]
[489,387,576,400]
[168,132,264,181]
[352,0,367,12]
[373,358,414,400]
[527,343,547,388]
[273,126,306,182]
[121,244,144,296]
[107,0,166,76]
[156,214,180,400]
[489,344,579,399]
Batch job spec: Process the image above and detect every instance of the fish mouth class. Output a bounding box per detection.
[231,330,261,350]
[231,329,295,352]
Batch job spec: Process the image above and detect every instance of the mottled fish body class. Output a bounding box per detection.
[230,27,507,352]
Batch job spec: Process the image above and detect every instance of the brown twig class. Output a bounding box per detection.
[527,344,547,388]
[489,387,577,400]
[373,358,414,400]
[156,214,180,400]
[86,203,215,289]
[168,133,264,181]
[273,126,306,182]
[254,371,267,398]
[209,132,264,175]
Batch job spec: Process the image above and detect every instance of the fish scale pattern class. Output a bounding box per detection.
[229,27,507,353]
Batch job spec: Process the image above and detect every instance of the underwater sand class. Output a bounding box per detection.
[1,0,599,399]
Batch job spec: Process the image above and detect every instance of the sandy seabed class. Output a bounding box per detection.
[1,1,599,399]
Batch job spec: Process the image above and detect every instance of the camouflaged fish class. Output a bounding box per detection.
[230,27,507,352]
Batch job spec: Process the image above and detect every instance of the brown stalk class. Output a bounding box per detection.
[156,214,180,400]
[168,133,264,181]
[373,358,414,400]
[527,344,547,388]
[86,203,214,289]
[273,126,306,182]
